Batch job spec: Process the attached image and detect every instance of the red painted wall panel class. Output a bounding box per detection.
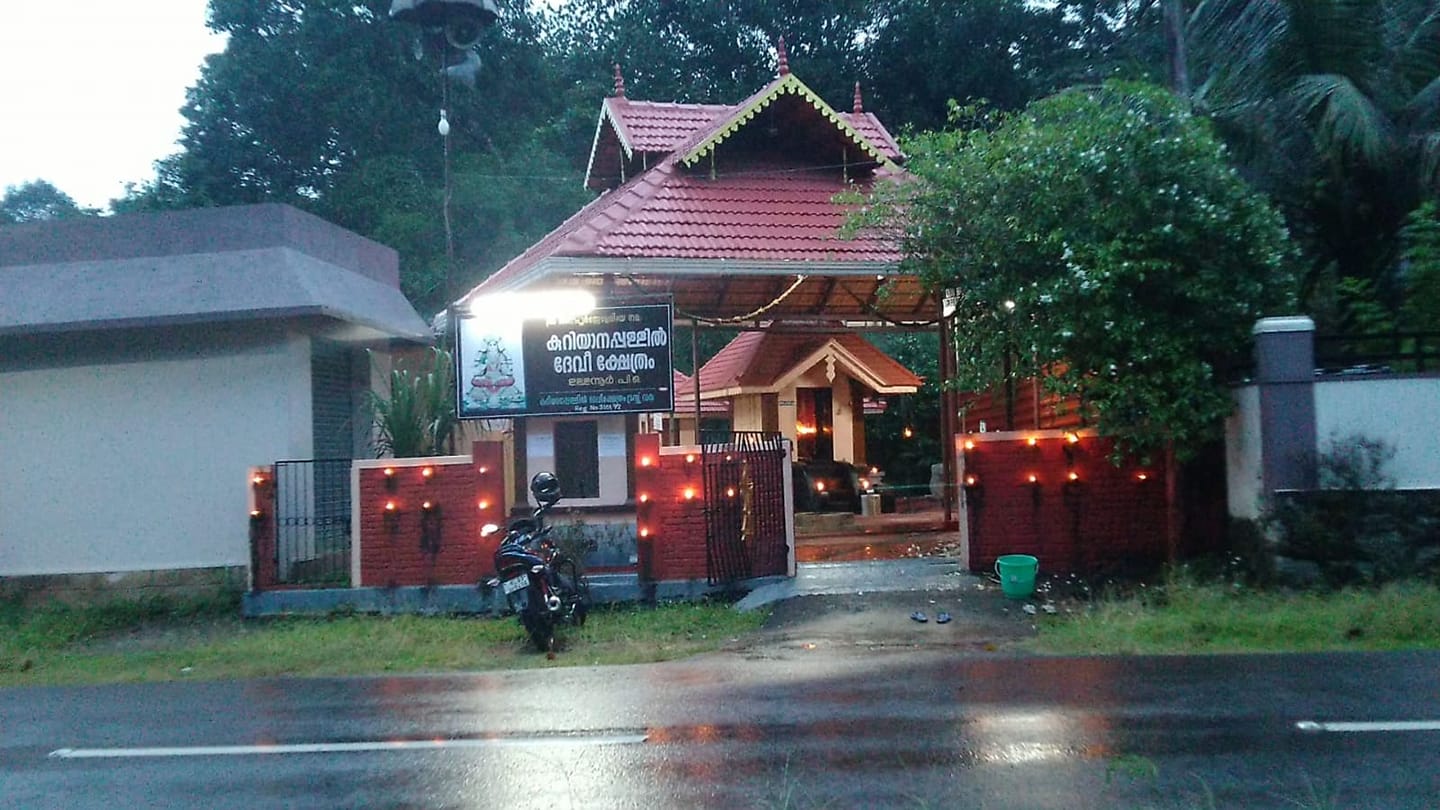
[962,434,1167,576]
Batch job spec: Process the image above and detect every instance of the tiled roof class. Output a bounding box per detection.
[600,96,901,161]
[465,151,902,305]
[462,69,925,321]
[672,370,730,414]
[697,330,921,396]
[606,98,733,154]
[677,73,901,170]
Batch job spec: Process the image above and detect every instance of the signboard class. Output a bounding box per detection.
[456,301,674,418]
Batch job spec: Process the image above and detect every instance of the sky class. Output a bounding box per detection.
[0,1,226,211]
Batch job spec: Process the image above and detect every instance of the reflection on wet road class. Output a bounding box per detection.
[6,650,1440,808]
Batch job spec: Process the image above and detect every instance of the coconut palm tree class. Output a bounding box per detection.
[1188,0,1440,320]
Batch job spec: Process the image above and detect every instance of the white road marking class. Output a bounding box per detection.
[49,734,648,759]
[1296,720,1440,733]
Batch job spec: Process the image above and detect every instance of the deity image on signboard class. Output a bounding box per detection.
[465,335,526,412]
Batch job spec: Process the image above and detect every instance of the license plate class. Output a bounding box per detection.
[501,575,528,595]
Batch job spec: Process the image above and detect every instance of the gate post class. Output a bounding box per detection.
[634,432,661,599]
[247,466,278,591]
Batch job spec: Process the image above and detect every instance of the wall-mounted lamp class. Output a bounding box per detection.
[682,487,697,501]
[640,456,653,467]
[964,439,976,451]
[1026,437,1039,448]
[421,466,434,480]
[685,453,696,464]
[384,499,401,532]
[963,474,980,489]
[638,493,650,503]
[383,467,397,491]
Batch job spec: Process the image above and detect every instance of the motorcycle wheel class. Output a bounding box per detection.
[552,556,590,626]
[521,608,554,654]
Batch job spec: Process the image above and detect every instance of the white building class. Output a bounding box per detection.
[0,204,429,600]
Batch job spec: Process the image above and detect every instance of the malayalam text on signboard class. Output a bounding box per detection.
[456,302,674,418]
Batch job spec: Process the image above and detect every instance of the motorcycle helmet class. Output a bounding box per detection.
[530,471,562,505]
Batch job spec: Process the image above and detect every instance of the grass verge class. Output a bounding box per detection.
[0,596,768,688]
[1030,577,1440,656]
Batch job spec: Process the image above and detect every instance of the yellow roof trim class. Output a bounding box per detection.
[679,74,898,170]
[601,98,636,159]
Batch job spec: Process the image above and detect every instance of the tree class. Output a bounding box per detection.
[1188,0,1440,323]
[854,81,1297,460]
[111,0,581,314]
[862,0,1088,132]
[1,180,97,224]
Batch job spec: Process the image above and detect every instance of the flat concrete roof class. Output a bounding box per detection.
[0,204,430,342]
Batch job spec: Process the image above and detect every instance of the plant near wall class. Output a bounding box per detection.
[846,81,1297,462]
[366,348,456,458]
[1400,202,1440,332]
[1266,434,1440,588]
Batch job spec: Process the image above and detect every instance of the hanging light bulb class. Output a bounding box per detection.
[437,109,450,137]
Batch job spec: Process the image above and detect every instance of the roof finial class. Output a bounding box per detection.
[853,82,864,114]
[613,63,626,98]
[776,36,789,76]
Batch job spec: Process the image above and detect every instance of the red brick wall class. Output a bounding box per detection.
[633,434,791,582]
[633,433,710,582]
[355,443,507,587]
[960,432,1167,575]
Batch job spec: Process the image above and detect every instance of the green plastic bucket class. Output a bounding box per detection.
[995,554,1039,599]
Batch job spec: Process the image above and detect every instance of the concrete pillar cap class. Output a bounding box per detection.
[1253,316,1315,335]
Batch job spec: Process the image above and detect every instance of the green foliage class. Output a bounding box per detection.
[1400,202,1440,331]
[0,599,767,686]
[856,81,1296,460]
[0,180,98,223]
[1266,435,1440,588]
[1033,573,1440,655]
[1188,0,1440,319]
[366,347,457,458]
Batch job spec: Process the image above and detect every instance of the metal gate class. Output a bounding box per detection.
[701,431,789,585]
[272,459,352,586]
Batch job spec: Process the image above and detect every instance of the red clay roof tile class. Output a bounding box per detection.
[697,331,920,396]
[463,71,907,304]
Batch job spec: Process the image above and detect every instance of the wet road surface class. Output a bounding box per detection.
[5,648,1440,808]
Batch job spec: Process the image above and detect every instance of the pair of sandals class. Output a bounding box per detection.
[910,611,951,624]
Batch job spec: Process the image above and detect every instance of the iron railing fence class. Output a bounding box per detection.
[271,458,352,587]
[1316,331,1440,375]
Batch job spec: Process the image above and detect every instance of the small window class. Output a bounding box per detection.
[553,421,600,499]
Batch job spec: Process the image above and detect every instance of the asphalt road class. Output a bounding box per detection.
[5,644,1440,809]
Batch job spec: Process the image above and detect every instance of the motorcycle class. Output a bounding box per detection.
[483,472,590,654]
